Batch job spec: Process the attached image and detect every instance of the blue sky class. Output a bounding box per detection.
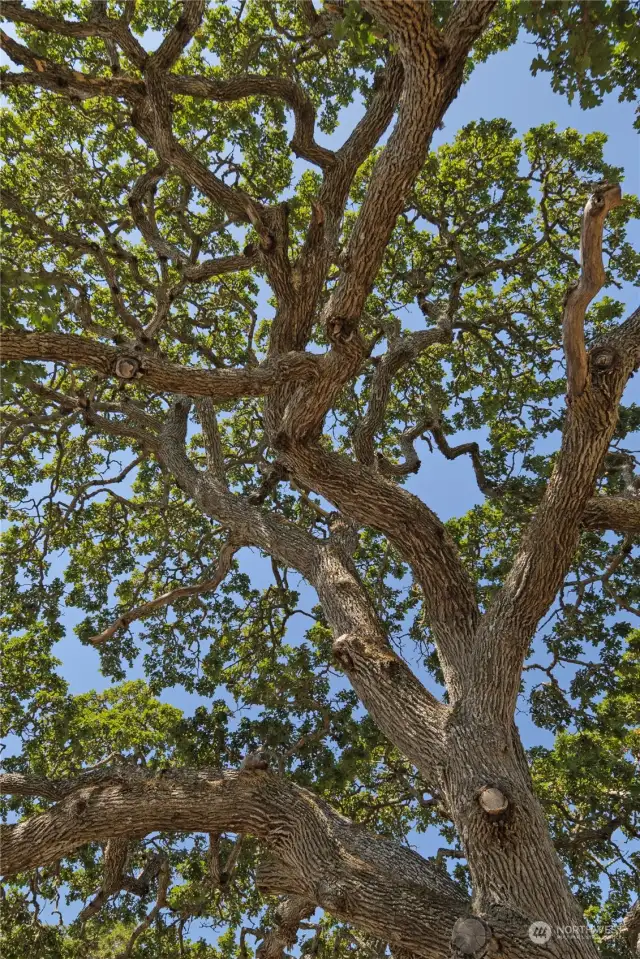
[3,23,639,932]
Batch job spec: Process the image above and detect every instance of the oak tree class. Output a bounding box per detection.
[1,2,639,958]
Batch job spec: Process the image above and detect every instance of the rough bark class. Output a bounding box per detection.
[0,765,581,959]
[583,493,640,533]
[0,331,320,399]
[0,766,471,959]
[1,3,637,958]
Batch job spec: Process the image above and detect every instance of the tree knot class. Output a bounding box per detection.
[589,344,619,373]
[332,633,357,671]
[114,355,143,380]
[589,181,621,208]
[326,315,357,345]
[315,878,350,914]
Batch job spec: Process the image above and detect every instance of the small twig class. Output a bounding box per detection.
[434,847,465,867]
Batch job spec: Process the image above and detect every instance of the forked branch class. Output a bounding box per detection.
[562,182,622,396]
[472,299,640,725]
[281,442,479,698]
[153,425,449,782]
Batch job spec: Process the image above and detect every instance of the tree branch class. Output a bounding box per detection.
[89,537,241,644]
[252,896,317,959]
[120,856,170,957]
[562,182,622,396]
[0,25,277,235]
[0,15,335,173]
[0,0,148,68]
[266,54,403,368]
[170,74,335,170]
[582,494,640,534]
[443,0,500,55]
[0,766,469,959]
[328,0,491,325]
[426,416,498,500]
[136,73,268,234]
[153,427,449,782]
[2,189,137,265]
[0,331,319,400]
[353,324,452,467]
[195,397,227,479]
[471,270,640,727]
[145,0,205,72]
[375,418,428,478]
[279,442,479,699]
[77,837,130,922]
[0,30,143,100]
[274,0,496,444]
[127,164,188,264]
[614,899,640,954]
[183,252,257,282]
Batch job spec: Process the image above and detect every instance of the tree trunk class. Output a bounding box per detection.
[442,709,600,958]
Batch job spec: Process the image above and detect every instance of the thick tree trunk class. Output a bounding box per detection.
[1,4,637,956]
[441,712,600,958]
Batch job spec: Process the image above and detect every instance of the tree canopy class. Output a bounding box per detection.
[0,2,639,958]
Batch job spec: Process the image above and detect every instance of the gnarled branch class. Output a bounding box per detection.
[472,274,640,727]
[0,765,469,959]
[275,0,497,444]
[562,183,622,396]
[279,441,479,699]
[0,331,319,400]
[0,0,148,67]
[353,325,452,467]
[153,427,449,782]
